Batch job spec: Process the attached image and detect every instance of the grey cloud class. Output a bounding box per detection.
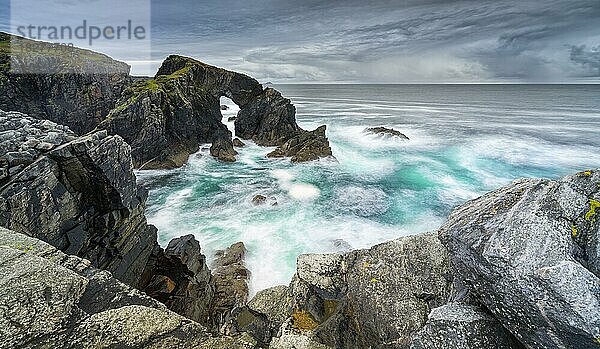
[570,45,600,76]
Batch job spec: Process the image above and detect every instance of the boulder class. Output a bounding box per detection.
[0,110,156,287]
[252,195,268,205]
[212,242,251,328]
[249,285,293,333]
[410,303,523,349]
[234,137,246,147]
[0,227,212,348]
[139,234,216,326]
[210,135,238,162]
[221,306,273,345]
[438,169,600,348]
[365,126,409,140]
[287,232,451,348]
[0,33,131,134]
[267,126,333,162]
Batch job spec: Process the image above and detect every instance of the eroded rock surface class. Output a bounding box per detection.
[267,125,334,162]
[0,110,156,286]
[439,170,600,348]
[212,242,251,327]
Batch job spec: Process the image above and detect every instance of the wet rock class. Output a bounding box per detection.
[288,232,451,348]
[267,126,333,162]
[221,105,230,110]
[0,227,211,348]
[234,137,246,147]
[438,170,600,348]
[410,303,523,349]
[210,136,238,162]
[365,126,409,140]
[252,195,268,205]
[0,33,131,134]
[229,116,238,122]
[212,242,251,328]
[0,110,156,286]
[249,285,293,334]
[139,234,215,326]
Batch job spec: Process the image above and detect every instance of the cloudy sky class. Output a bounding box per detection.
[2,0,600,82]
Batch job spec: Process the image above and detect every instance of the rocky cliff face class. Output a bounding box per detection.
[0,110,156,286]
[0,33,130,134]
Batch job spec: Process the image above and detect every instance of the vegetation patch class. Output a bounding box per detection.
[291,309,319,331]
[585,199,600,223]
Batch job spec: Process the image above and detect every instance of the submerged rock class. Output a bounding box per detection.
[221,105,230,110]
[365,126,409,140]
[0,110,156,287]
[267,125,333,162]
[252,195,268,205]
[439,170,600,348]
[229,116,238,122]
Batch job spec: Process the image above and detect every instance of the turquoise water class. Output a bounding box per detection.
[137,84,600,294]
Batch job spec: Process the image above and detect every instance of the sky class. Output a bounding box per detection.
[1,0,600,83]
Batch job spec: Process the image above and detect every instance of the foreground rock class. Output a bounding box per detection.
[287,233,452,348]
[0,33,131,134]
[439,170,600,348]
[0,110,156,286]
[212,242,251,328]
[139,235,215,326]
[365,126,409,140]
[267,126,334,162]
[0,227,213,348]
[410,303,523,349]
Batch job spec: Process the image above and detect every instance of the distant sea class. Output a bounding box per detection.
[137,84,600,294]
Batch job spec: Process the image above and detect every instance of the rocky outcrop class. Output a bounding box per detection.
[212,242,251,327]
[234,138,247,147]
[365,127,409,140]
[439,170,600,348]
[267,125,334,162]
[0,33,131,134]
[0,227,214,348]
[249,285,293,334]
[410,303,523,349]
[139,234,216,326]
[287,232,452,348]
[0,110,156,286]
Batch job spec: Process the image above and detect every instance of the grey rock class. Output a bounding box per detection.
[0,110,156,287]
[267,125,333,162]
[249,285,293,333]
[438,169,600,348]
[222,306,273,345]
[288,232,451,348]
[410,303,523,349]
[0,227,212,348]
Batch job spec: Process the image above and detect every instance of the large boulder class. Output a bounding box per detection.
[0,33,131,134]
[0,110,156,286]
[249,285,293,333]
[439,170,600,348]
[410,303,523,349]
[0,227,212,348]
[287,232,452,348]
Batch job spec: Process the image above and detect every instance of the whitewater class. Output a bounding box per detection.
[136,84,600,295]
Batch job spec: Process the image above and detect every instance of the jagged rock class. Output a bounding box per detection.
[267,126,333,162]
[236,88,301,146]
[0,227,212,348]
[212,242,251,327]
[0,33,131,134]
[0,110,156,286]
[438,170,600,348]
[139,234,215,326]
[288,232,451,348]
[222,306,273,345]
[365,126,409,140]
[97,62,234,169]
[211,135,238,162]
[249,285,293,333]
[221,105,230,110]
[269,319,332,349]
[409,303,523,349]
[234,138,246,147]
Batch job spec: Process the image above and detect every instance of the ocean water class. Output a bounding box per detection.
[136,84,600,294]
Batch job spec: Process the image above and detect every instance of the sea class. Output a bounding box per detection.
[136,84,600,295]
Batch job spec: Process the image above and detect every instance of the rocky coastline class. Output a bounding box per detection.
[0,33,599,349]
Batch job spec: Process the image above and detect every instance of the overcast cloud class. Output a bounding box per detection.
[2,0,600,82]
